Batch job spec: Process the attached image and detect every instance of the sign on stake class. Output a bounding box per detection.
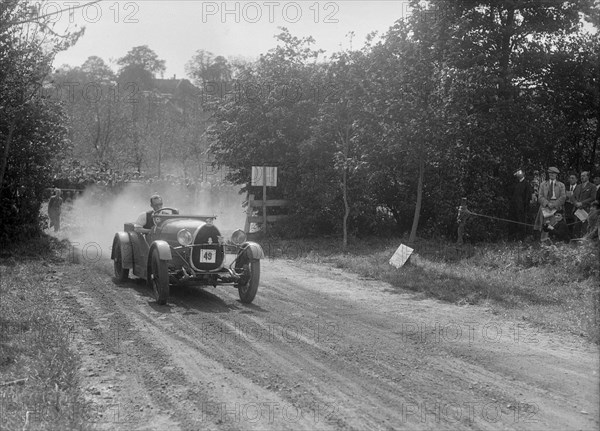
[389,244,414,268]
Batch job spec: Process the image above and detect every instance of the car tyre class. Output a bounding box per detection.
[237,259,260,304]
[113,243,129,282]
[150,249,169,305]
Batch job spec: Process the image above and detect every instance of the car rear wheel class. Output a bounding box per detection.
[237,259,260,304]
[150,249,169,305]
[113,244,129,282]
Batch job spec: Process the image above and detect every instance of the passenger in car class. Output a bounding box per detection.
[134,194,178,233]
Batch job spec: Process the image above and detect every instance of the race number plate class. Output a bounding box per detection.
[199,249,216,263]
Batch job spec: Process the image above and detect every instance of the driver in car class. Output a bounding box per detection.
[134,194,178,233]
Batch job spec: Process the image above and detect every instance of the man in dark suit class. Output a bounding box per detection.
[564,173,578,237]
[572,171,595,238]
[593,172,600,194]
[509,169,532,240]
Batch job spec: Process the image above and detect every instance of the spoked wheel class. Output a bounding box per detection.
[150,249,169,305]
[113,244,129,282]
[236,259,260,304]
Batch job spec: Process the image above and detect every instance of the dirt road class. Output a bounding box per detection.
[55,253,598,430]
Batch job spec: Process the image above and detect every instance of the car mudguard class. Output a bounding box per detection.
[241,241,264,260]
[111,232,133,269]
[148,240,172,262]
[146,240,172,285]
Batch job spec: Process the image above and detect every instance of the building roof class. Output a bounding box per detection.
[154,78,200,98]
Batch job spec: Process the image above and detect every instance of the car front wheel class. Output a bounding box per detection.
[237,259,260,304]
[113,243,129,282]
[150,249,169,305]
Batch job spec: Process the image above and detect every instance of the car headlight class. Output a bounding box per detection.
[231,229,246,245]
[177,229,193,246]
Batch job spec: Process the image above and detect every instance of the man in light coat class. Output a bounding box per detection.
[534,167,566,241]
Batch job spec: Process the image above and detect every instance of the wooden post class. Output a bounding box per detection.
[262,166,267,235]
[244,193,254,234]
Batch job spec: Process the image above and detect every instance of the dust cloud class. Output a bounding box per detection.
[55,182,247,260]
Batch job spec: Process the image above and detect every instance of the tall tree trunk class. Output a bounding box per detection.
[339,124,351,249]
[409,146,424,244]
[342,166,349,248]
[157,140,163,177]
[592,110,599,170]
[591,56,600,169]
[498,6,515,101]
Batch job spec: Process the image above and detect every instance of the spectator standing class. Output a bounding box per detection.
[565,173,578,236]
[534,167,566,242]
[509,169,532,240]
[529,170,541,232]
[530,170,541,204]
[592,173,600,192]
[572,171,595,237]
[48,189,63,232]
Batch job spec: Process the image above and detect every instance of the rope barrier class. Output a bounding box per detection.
[466,211,534,227]
[466,210,582,227]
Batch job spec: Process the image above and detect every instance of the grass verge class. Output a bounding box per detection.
[262,236,600,343]
[0,234,92,431]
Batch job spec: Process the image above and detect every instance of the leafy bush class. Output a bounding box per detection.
[0,97,70,243]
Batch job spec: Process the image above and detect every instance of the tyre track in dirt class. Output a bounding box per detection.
[58,256,598,430]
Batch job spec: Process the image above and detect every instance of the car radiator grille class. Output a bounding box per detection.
[191,225,224,271]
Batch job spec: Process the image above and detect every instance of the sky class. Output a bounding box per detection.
[50,0,413,79]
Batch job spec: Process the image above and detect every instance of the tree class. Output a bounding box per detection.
[310,49,374,246]
[209,29,325,200]
[52,57,133,170]
[360,16,440,242]
[81,55,115,82]
[117,45,166,90]
[117,45,166,76]
[0,0,83,240]
[393,0,598,240]
[185,50,232,86]
[206,6,598,241]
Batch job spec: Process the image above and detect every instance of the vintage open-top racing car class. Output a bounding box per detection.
[111,208,264,305]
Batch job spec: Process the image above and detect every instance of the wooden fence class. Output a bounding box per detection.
[244,194,289,233]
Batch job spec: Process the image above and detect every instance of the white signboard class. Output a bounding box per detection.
[251,166,277,187]
[389,244,414,268]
